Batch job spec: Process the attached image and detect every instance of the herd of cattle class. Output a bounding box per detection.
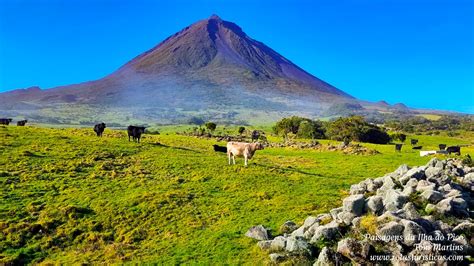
[394,138,461,155]
[1,118,465,165]
[0,118,27,126]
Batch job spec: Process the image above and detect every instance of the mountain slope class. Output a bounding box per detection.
[0,15,411,125]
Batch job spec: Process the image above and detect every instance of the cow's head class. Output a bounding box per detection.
[101,122,106,128]
[8,118,12,122]
[139,127,146,133]
[255,142,265,150]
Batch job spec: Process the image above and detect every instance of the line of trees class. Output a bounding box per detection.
[273,116,391,144]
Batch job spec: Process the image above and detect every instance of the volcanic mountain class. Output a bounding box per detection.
[0,15,412,125]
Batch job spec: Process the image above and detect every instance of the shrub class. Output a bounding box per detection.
[359,214,379,235]
[238,126,245,135]
[205,122,217,132]
[326,116,390,144]
[273,116,325,139]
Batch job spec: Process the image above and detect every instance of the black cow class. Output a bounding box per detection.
[251,130,260,142]
[412,146,423,150]
[395,144,403,152]
[213,144,227,153]
[0,118,13,125]
[93,123,106,137]
[17,120,28,126]
[128,126,146,143]
[438,144,447,150]
[410,139,418,145]
[446,146,461,155]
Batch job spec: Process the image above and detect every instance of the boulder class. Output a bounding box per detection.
[402,167,425,181]
[245,225,269,240]
[310,221,341,243]
[401,219,425,246]
[420,189,443,204]
[416,180,436,193]
[336,238,370,263]
[383,189,407,211]
[314,247,336,266]
[394,164,410,177]
[377,221,404,242]
[453,222,474,236]
[337,211,356,225]
[285,236,312,255]
[400,202,420,220]
[365,195,384,215]
[349,183,366,195]
[424,166,442,179]
[342,194,366,216]
[270,236,287,252]
[330,207,343,221]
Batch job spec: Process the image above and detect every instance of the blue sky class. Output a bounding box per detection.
[0,0,473,113]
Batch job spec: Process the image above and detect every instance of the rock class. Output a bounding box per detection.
[303,216,318,228]
[314,247,336,266]
[337,211,356,225]
[434,160,445,169]
[436,197,468,217]
[416,180,436,193]
[421,189,443,204]
[330,207,343,221]
[269,253,286,263]
[257,240,272,250]
[400,202,420,220]
[402,185,416,197]
[426,158,440,168]
[383,189,407,211]
[365,195,384,215]
[336,238,370,263]
[453,221,474,236]
[394,164,410,177]
[377,221,404,242]
[377,176,396,194]
[280,220,298,234]
[403,167,425,181]
[377,211,401,223]
[401,219,425,246]
[245,225,269,240]
[350,183,366,195]
[285,236,311,255]
[310,221,341,243]
[270,236,287,252]
[342,194,366,216]
[405,178,419,188]
[425,166,442,179]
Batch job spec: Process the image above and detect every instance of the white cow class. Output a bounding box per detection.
[227,142,264,166]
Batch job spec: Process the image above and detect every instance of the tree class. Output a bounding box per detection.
[238,126,246,135]
[326,116,390,144]
[273,116,327,140]
[205,122,217,132]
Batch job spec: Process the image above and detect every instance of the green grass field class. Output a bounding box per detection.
[1,125,473,264]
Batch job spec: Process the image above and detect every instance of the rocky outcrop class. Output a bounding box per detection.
[247,159,473,265]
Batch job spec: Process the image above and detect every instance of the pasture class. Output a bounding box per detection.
[0,125,472,264]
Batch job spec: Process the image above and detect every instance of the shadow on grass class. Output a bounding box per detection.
[253,162,322,177]
[150,142,202,153]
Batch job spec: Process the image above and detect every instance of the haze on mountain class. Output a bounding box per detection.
[0,15,442,125]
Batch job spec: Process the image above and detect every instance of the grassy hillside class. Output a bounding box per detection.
[0,126,472,264]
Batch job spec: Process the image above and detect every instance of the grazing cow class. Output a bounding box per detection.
[17,120,28,126]
[213,144,227,153]
[412,146,423,150]
[227,142,264,166]
[127,126,146,143]
[93,123,106,137]
[438,144,447,150]
[446,146,461,155]
[410,139,418,145]
[395,144,402,152]
[0,118,13,125]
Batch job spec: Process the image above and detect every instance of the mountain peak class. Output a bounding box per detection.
[208,14,222,21]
